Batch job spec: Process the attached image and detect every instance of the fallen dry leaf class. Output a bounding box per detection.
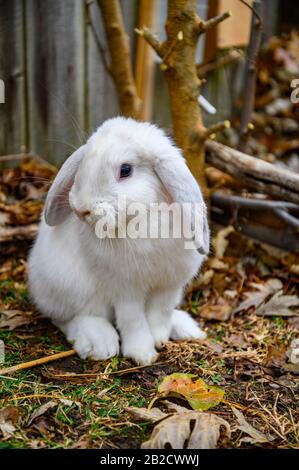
[185,269,214,295]
[286,339,299,370]
[209,258,229,270]
[126,407,168,423]
[27,401,58,426]
[224,289,238,300]
[199,302,232,321]
[28,439,47,449]
[256,290,299,317]
[0,211,10,225]
[71,437,92,449]
[231,406,274,444]
[234,279,283,314]
[97,387,113,399]
[265,343,299,375]
[163,400,193,414]
[141,411,230,449]
[199,269,215,285]
[0,406,19,438]
[290,264,299,275]
[203,340,224,354]
[31,416,54,437]
[227,333,247,349]
[157,373,225,411]
[59,399,74,407]
[213,226,235,258]
[0,310,37,330]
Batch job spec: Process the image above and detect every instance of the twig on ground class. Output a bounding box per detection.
[0,349,76,376]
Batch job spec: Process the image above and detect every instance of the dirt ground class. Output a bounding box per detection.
[0,169,298,448]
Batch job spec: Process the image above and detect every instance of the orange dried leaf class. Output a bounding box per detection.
[158,373,225,411]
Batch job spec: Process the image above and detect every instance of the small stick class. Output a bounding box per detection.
[135,27,164,58]
[197,50,242,78]
[46,360,173,379]
[0,349,76,376]
[198,11,232,33]
[202,120,231,140]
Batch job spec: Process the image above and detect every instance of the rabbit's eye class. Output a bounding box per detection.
[120,163,132,178]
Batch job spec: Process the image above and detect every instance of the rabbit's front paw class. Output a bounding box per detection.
[122,335,158,365]
[148,321,172,349]
[66,316,120,360]
[170,309,207,341]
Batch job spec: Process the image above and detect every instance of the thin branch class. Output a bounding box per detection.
[238,0,264,152]
[211,192,299,251]
[197,50,242,78]
[98,0,140,118]
[211,192,299,212]
[274,208,299,228]
[197,10,232,34]
[202,120,231,140]
[238,0,263,25]
[134,27,164,58]
[0,349,76,375]
[85,0,111,75]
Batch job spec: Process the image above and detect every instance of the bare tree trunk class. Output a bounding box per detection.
[164,1,205,188]
[136,0,231,192]
[97,0,140,118]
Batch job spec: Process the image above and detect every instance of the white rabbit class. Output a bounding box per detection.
[28,117,209,365]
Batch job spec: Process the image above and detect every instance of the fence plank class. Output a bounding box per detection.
[0,0,27,156]
[87,0,119,134]
[25,0,86,165]
[0,0,138,164]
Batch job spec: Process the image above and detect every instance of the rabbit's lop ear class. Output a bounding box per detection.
[44,145,86,226]
[154,154,210,255]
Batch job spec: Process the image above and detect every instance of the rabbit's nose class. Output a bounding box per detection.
[74,208,91,219]
[78,209,91,217]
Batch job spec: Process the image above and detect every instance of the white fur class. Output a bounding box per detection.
[28,118,209,365]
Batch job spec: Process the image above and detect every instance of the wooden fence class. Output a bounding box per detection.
[0,0,278,165]
[0,0,137,164]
